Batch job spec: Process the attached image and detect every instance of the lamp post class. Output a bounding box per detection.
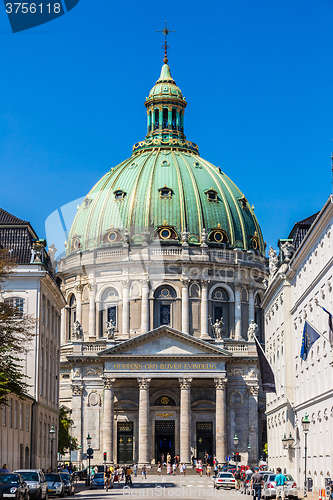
[247,444,251,465]
[301,414,310,498]
[49,425,56,471]
[233,434,239,471]
[86,434,92,487]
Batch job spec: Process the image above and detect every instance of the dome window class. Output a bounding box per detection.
[161,159,170,167]
[129,161,137,168]
[103,229,121,244]
[208,226,229,244]
[158,185,173,199]
[71,236,81,251]
[250,231,260,250]
[205,188,218,202]
[238,195,248,209]
[194,161,202,169]
[155,222,178,241]
[114,189,126,201]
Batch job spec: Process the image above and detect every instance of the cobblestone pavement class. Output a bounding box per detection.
[74,475,241,499]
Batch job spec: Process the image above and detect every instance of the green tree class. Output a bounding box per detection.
[58,406,78,455]
[0,250,35,405]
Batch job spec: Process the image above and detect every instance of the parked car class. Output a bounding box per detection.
[0,473,29,500]
[13,471,48,500]
[227,468,237,476]
[262,474,298,499]
[213,472,236,489]
[73,466,104,481]
[59,475,74,496]
[44,474,64,498]
[90,474,105,490]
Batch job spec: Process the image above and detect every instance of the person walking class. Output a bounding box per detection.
[206,464,211,478]
[235,469,241,490]
[133,463,138,478]
[0,465,10,473]
[250,467,264,500]
[141,465,147,479]
[104,467,111,491]
[172,462,177,475]
[125,465,132,487]
[275,468,287,500]
[113,467,119,486]
[166,453,171,464]
[157,463,162,476]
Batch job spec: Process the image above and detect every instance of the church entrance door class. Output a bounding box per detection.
[117,422,133,464]
[196,422,213,462]
[155,420,175,464]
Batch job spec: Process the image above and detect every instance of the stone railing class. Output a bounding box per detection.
[82,343,107,353]
[151,248,182,256]
[97,250,123,259]
[224,341,249,354]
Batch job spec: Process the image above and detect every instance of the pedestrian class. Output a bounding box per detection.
[275,468,287,500]
[172,462,177,475]
[235,469,241,490]
[157,462,162,476]
[121,466,125,480]
[206,464,211,478]
[104,467,111,491]
[142,464,147,479]
[161,453,165,465]
[167,463,171,475]
[113,467,119,486]
[166,453,171,464]
[133,463,138,477]
[179,463,183,476]
[0,464,10,473]
[250,467,264,500]
[182,463,186,476]
[197,459,203,477]
[125,464,132,487]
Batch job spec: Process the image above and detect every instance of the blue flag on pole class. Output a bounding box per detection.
[300,321,320,360]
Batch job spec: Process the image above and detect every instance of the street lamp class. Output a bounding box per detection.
[233,434,239,470]
[301,414,310,498]
[49,426,56,471]
[86,434,92,487]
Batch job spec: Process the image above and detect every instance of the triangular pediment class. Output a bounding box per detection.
[98,326,232,357]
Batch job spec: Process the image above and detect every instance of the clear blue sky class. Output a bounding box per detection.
[1,0,333,253]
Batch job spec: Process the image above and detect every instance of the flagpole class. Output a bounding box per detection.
[304,317,331,344]
[254,335,294,409]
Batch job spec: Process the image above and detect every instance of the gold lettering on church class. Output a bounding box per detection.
[111,362,217,371]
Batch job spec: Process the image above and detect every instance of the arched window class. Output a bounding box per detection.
[172,109,177,130]
[254,294,264,342]
[154,285,177,328]
[211,287,229,336]
[148,111,152,133]
[154,109,159,130]
[154,395,176,406]
[99,287,119,337]
[68,294,76,340]
[4,297,24,317]
[162,108,168,129]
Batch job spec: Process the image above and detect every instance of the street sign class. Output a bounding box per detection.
[87,448,94,458]
[226,456,231,461]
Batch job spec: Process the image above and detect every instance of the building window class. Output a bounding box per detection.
[172,109,177,130]
[154,395,176,406]
[4,297,24,318]
[204,188,218,202]
[9,399,12,428]
[162,108,168,129]
[47,300,50,329]
[160,304,171,325]
[14,400,18,428]
[113,189,126,201]
[26,406,30,432]
[51,306,54,334]
[3,404,6,427]
[154,109,159,129]
[68,295,76,340]
[20,403,23,430]
[154,285,176,328]
[39,422,42,455]
[42,295,45,323]
[211,287,229,336]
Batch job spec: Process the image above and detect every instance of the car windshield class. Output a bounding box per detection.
[60,474,69,481]
[17,472,39,482]
[45,474,61,482]
[285,475,294,481]
[218,473,233,478]
[93,474,104,479]
[0,474,20,484]
[268,475,276,481]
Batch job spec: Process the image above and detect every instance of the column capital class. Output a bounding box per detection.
[140,278,150,287]
[181,277,191,287]
[247,384,259,396]
[103,377,116,389]
[200,279,210,288]
[137,377,151,389]
[179,378,192,389]
[214,377,228,390]
[122,279,130,288]
[72,384,83,396]
[75,284,84,293]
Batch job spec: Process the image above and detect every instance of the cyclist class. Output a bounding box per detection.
[104,467,111,491]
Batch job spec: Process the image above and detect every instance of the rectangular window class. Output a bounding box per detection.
[42,295,45,324]
[51,306,54,334]
[26,406,30,432]
[20,403,23,430]
[44,422,46,455]
[9,399,12,428]
[39,422,42,455]
[47,300,50,329]
[160,304,171,325]
[14,400,18,428]
[3,404,6,427]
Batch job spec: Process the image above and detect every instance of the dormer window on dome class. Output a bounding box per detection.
[209,225,229,244]
[205,188,218,202]
[114,189,126,201]
[158,185,173,199]
[155,221,178,241]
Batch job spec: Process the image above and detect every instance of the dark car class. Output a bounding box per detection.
[44,475,64,498]
[13,471,47,500]
[0,473,29,500]
[59,475,74,496]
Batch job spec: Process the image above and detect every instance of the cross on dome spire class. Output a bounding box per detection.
[156,20,175,64]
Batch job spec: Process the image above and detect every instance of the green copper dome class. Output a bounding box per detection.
[67,62,264,255]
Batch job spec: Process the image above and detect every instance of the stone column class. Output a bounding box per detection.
[122,281,130,338]
[200,280,210,338]
[75,285,83,324]
[179,378,192,463]
[89,284,96,340]
[168,109,172,129]
[141,279,150,334]
[214,377,227,463]
[248,286,255,324]
[71,385,83,456]
[181,279,190,334]
[61,308,66,344]
[103,378,115,464]
[159,108,163,129]
[247,384,259,462]
[138,378,151,465]
[234,285,242,340]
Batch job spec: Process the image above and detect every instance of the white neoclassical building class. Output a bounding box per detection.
[263,195,333,492]
[58,56,269,467]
